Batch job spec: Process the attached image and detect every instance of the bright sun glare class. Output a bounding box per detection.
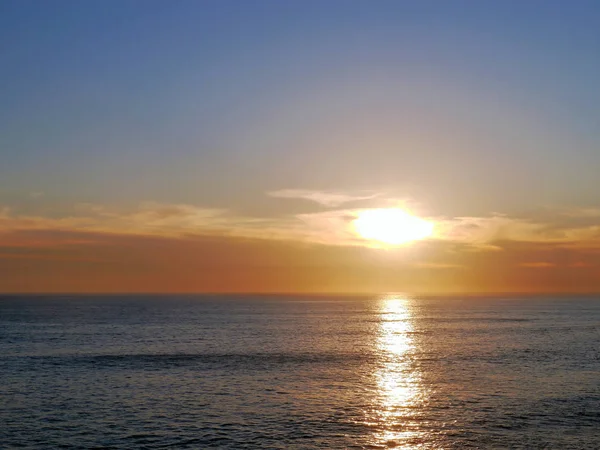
[353,208,434,245]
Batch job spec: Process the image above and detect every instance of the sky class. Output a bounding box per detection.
[1,0,600,293]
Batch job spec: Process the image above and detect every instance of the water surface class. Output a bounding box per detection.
[1,295,599,448]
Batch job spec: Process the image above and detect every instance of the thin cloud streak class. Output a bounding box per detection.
[267,189,380,207]
[519,262,556,268]
[413,262,464,269]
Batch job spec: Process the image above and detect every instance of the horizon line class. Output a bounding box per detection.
[1,291,599,298]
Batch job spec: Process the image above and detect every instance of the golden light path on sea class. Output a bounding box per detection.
[371,295,428,449]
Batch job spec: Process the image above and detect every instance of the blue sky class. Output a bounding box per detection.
[1,1,599,214]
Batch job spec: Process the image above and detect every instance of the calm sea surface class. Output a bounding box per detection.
[1,295,599,449]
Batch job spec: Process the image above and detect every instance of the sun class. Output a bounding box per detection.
[353,208,434,245]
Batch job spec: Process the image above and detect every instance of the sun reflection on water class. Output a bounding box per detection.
[371,295,427,448]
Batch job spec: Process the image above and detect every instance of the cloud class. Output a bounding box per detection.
[433,215,545,244]
[2,198,600,257]
[413,262,464,269]
[0,202,354,247]
[519,262,556,268]
[1,203,235,237]
[267,189,379,207]
[433,215,600,249]
[569,262,593,268]
[558,207,600,218]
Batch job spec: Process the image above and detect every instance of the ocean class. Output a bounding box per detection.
[1,294,599,449]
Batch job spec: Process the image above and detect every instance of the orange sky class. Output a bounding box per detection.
[2,199,599,293]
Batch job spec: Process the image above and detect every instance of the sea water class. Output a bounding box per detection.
[1,295,599,449]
